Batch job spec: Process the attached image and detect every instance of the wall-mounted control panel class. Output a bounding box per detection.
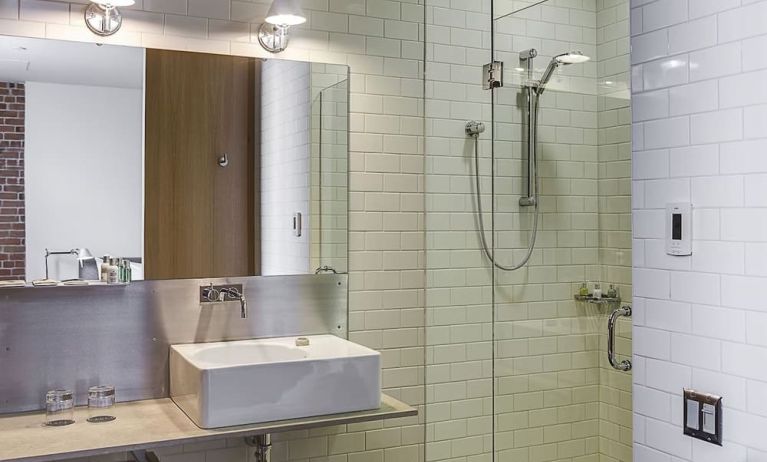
[683,388,722,446]
[666,203,692,256]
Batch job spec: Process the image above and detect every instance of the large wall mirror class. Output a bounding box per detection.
[0,35,349,282]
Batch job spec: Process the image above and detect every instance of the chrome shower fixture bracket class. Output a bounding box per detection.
[519,48,537,80]
[519,49,538,60]
[465,121,485,137]
[483,61,504,90]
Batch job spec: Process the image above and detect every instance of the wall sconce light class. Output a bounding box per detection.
[85,0,135,37]
[257,0,307,53]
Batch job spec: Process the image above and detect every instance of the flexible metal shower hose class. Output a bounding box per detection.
[471,96,541,271]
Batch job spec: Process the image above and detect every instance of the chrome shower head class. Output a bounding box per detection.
[555,51,590,64]
[537,51,591,93]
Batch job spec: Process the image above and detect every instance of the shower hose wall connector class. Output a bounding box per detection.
[466,121,485,137]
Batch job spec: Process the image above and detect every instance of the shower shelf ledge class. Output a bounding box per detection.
[574,294,621,305]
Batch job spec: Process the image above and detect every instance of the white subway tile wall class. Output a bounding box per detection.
[0,0,425,461]
[261,59,312,275]
[631,1,767,462]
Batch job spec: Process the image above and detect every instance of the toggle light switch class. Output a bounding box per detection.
[702,403,716,434]
[683,389,722,446]
[686,399,700,430]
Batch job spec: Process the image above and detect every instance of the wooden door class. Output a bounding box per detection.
[144,49,259,280]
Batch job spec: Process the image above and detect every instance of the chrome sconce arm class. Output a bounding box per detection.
[608,305,632,371]
[257,0,307,53]
[258,24,291,54]
[85,0,135,37]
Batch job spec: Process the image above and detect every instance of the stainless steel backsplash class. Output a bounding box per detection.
[0,274,347,413]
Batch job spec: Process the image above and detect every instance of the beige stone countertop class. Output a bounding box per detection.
[0,394,417,462]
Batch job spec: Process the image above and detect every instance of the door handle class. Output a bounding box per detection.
[217,153,229,167]
[608,305,632,371]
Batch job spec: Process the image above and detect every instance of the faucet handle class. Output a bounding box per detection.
[200,284,219,302]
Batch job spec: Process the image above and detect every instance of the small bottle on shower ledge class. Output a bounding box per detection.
[100,255,111,282]
[107,258,119,284]
[593,283,602,299]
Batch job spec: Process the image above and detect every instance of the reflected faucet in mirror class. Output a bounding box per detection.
[44,248,94,280]
[200,284,248,319]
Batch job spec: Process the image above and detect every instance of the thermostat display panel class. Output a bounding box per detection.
[666,203,692,256]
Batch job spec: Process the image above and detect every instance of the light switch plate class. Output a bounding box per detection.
[683,388,722,446]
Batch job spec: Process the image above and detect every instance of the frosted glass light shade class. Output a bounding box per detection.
[91,0,135,6]
[265,0,306,26]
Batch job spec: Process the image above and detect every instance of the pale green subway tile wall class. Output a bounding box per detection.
[425,0,631,461]
[0,0,426,461]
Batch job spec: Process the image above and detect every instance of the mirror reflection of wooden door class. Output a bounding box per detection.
[144,49,260,280]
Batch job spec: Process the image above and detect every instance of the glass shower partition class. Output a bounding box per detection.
[425,1,631,462]
[311,77,349,274]
[491,2,633,462]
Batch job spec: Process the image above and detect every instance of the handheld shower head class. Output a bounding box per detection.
[555,51,590,64]
[537,51,591,94]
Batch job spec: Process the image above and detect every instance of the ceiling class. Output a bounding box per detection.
[0,36,143,89]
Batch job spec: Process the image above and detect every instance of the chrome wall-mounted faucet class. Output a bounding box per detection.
[200,284,248,319]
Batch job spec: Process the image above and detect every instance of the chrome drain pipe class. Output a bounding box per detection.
[246,434,272,462]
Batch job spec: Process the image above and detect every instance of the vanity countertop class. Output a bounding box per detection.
[0,394,417,462]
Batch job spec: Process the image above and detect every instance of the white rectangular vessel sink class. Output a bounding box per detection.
[170,335,381,429]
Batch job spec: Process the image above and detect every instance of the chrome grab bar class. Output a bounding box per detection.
[608,305,632,371]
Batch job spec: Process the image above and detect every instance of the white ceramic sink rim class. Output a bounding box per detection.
[170,335,382,428]
[171,335,378,369]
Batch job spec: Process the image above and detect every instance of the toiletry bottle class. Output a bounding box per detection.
[107,258,119,284]
[579,282,589,297]
[124,260,132,283]
[100,255,111,282]
[120,259,131,283]
[607,284,618,299]
[593,283,602,299]
[118,259,125,283]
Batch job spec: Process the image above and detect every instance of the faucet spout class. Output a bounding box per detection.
[203,284,248,319]
[239,295,248,319]
[220,287,247,319]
